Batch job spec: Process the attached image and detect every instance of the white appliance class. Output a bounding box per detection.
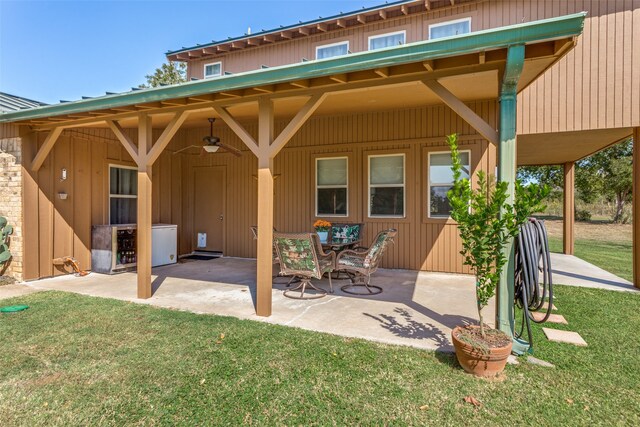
[152,224,178,267]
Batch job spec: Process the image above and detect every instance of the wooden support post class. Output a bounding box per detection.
[137,114,153,299]
[563,162,575,255]
[422,79,499,145]
[217,95,325,316]
[30,127,64,171]
[256,98,274,317]
[634,127,640,288]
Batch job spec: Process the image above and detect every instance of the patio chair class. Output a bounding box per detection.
[335,228,397,295]
[273,232,335,299]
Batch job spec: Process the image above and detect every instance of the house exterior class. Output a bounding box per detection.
[0,93,47,279]
[0,1,636,332]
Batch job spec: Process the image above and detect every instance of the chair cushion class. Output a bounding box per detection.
[331,224,361,241]
[337,254,366,270]
[275,237,319,277]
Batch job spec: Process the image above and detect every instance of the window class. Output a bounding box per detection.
[316,157,348,216]
[429,18,471,40]
[204,62,222,78]
[369,154,405,217]
[109,165,137,224]
[316,41,349,59]
[428,151,470,218]
[368,31,406,50]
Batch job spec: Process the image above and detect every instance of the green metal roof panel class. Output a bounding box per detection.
[0,12,586,124]
[166,0,419,56]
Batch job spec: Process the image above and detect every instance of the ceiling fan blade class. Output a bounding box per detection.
[218,142,242,157]
[173,144,202,155]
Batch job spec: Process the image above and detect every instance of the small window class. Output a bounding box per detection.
[428,151,470,218]
[204,62,222,78]
[316,41,349,60]
[368,31,406,50]
[369,154,405,218]
[109,165,137,224]
[429,18,471,40]
[316,157,348,216]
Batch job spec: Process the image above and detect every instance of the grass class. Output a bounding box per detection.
[1,289,640,425]
[548,236,633,282]
[541,219,633,282]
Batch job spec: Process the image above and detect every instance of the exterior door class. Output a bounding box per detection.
[193,167,225,252]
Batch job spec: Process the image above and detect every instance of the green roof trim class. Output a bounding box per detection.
[166,0,418,56]
[0,12,586,124]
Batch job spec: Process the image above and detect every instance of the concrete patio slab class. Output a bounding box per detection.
[550,253,635,292]
[532,312,568,324]
[24,257,492,352]
[0,283,44,301]
[542,328,587,346]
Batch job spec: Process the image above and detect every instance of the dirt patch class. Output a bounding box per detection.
[542,219,632,243]
[0,276,17,286]
[454,325,511,349]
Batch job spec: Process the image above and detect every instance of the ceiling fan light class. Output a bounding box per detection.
[203,145,220,153]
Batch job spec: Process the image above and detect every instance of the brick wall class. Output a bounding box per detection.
[0,136,23,281]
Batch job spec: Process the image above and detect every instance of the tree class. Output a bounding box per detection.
[140,61,187,88]
[517,138,633,223]
[580,138,632,223]
[448,134,548,338]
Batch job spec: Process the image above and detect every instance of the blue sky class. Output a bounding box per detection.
[0,0,376,104]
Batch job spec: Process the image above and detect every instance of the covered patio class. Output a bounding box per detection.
[12,257,490,352]
[0,14,589,345]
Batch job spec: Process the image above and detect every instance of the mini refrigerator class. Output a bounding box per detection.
[91,224,177,274]
[151,224,178,267]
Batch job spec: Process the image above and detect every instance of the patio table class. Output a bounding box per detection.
[321,238,361,253]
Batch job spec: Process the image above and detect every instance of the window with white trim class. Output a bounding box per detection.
[368,31,406,50]
[429,18,471,40]
[428,150,470,218]
[109,165,137,224]
[369,154,405,217]
[316,157,348,216]
[204,62,222,78]
[316,41,349,59]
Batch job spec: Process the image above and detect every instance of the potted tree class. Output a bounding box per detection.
[446,134,547,377]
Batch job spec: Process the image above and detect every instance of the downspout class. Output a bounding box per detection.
[496,44,528,355]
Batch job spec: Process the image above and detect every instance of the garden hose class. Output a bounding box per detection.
[514,218,554,351]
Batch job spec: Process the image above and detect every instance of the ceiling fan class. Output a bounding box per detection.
[173,118,241,156]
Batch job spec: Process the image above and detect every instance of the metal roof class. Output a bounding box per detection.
[0,92,47,113]
[0,12,587,124]
[166,0,422,57]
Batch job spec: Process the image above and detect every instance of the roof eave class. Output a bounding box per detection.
[0,12,586,124]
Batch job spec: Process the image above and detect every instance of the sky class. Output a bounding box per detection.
[0,0,378,105]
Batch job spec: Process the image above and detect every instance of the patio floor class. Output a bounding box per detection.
[5,254,634,352]
[12,257,486,352]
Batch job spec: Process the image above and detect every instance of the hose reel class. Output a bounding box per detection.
[513,218,554,352]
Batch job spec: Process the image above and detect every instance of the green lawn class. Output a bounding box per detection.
[548,236,633,282]
[1,290,640,425]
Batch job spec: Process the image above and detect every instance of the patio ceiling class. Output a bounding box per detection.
[0,13,586,132]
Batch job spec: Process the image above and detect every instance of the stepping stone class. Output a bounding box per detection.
[507,355,520,365]
[527,356,555,368]
[541,302,557,311]
[532,312,568,324]
[542,328,587,346]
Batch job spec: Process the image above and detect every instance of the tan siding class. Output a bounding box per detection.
[515,0,640,133]
[21,100,497,279]
[187,0,638,133]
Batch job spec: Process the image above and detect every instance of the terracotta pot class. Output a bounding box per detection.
[451,326,512,378]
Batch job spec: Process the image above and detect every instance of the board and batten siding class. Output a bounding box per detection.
[19,101,497,280]
[188,0,639,133]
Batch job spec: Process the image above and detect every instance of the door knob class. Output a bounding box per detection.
[218,214,224,221]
